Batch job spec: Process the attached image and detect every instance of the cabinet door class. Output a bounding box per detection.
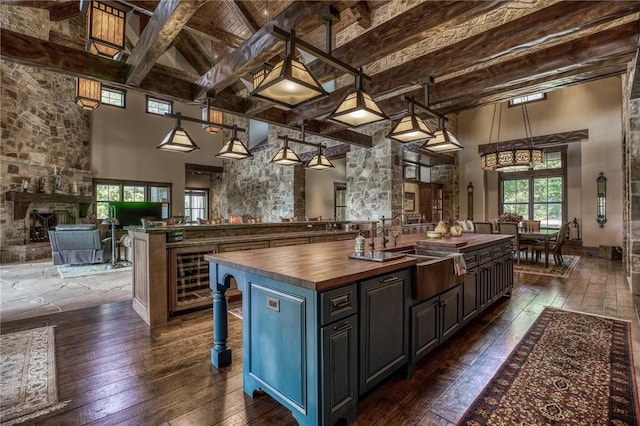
[321,315,358,425]
[477,263,492,313]
[359,270,409,394]
[440,285,461,342]
[169,245,217,312]
[411,296,439,363]
[462,267,478,324]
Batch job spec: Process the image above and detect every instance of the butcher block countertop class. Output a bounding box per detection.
[205,233,512,292]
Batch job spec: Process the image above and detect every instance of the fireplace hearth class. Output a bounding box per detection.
[29,209,74,242]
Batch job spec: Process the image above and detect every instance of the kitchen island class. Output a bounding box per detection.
[205,232,513,426]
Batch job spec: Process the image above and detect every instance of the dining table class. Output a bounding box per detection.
[519,229,559,268]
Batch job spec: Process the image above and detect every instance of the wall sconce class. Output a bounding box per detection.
[596,172,607,228]
[467,182,474,221]
[75,77,101,110]
[86,1,126,60]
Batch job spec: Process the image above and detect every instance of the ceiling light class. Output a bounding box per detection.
[86,1,126,60]
[306,146,334,170]
[252,63,273,89]
[422,117,463,153]
[250,34,327,107]
[329,72,387,127]
[387,98,434,142]
[271,135,303,166]
[201,98,223,134]
[75,77,101,110]
[157,113,199,153]
[216,126,252,160]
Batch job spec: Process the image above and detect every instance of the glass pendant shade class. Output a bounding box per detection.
[250,56,327,107]
[422,129,463,152]
[329,86,387,127]
[306,147,334,170]
[201,105,223,134]
[271,137,302,166]
[157,126,199,153]
[216,129,252,159]
[387,114,433,142]
[86,1,126,60]
[75,78,101,110]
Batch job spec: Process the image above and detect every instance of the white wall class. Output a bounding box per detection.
[457,77,623,248]
[305,158,346,219]
[90,91,225,216]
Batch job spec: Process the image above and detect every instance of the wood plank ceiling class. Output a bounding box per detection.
[1,0,639,149]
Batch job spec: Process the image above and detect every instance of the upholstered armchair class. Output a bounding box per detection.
[48,224,111,265]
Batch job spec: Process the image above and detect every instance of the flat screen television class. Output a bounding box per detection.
[109,202,164,227]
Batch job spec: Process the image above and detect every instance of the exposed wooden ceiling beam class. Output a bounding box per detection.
[47,0,82,21]
[174,30,212,76]
[286,2,640,125]
[193,1,342,101]
[225,0,260,33]
[477,130,589,155]
[126,0,206,86]
[349,1,372,29]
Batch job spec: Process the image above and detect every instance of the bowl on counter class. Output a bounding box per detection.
[426,231,442,239]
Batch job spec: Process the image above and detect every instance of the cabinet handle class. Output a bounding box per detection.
[331,295,351,309]
[334,322,351,331]
[379,275,399,283]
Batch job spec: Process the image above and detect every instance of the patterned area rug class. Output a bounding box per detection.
[514,255,579,278]
[458,308,639,425]
[57,262,132,278]
[0,326,69,425]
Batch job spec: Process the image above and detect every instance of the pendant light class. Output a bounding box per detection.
[328,70,388,127]
[422,117,463,152]
[157,113,199,153]
[251,31,327,107]
[271,135,303,166]
[306,145,334,170]
[387,97,434,142]
[202,99,223,134]
[86,1,126,60]
[216,126,252,159]
[75,77,101,110]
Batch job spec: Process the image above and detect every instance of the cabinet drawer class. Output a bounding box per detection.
[218,240,269,252]
[310,235,336,243]
[463,251,478,269]
[320,284,358,326]
[270,237,309,248]
[478,247,492,264]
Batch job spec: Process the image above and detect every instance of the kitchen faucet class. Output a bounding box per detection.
[380,213,405,248]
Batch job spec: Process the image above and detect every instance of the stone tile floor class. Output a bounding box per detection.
[0,259,131,323]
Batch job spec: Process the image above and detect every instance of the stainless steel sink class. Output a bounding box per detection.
[411,255,464,301]
[348,251,407,262]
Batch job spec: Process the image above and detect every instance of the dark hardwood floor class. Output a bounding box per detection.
[2,251,638,425]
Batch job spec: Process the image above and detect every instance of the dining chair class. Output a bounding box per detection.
[532,222,570,266]
[523,220,541,233]
[473,222,493,234]
[498,222,528,264]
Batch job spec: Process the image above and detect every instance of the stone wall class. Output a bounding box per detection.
[625,71,640,294]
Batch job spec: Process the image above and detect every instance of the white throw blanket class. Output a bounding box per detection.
[447,253,467,275]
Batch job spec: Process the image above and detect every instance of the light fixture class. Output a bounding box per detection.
[422,117,464,152]
[271,135,303,166]
[328,70,388,127]
[251,30,327,107]
[216,126,252,160]
[86,1,126,60]
[306,145,334,170]
[75,77,101,110]
[252,63,273,89]
[480,103,544,172]
[101,205,128,269]
[157,113,199,153]
[201,98,223,134]
[387,97,434,142]
[467,182,474,221]
[597,172,607,228]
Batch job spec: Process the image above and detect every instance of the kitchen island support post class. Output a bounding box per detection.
[211,263,232,368]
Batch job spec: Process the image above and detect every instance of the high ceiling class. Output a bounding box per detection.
[1,0,639,148]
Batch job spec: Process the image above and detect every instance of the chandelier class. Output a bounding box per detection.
[480,103,543,172]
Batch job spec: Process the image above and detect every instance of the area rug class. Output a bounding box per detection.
[57,262,132,279]
[514,254,579,278]
[0,326,69,425]
[228,306,243,320]
[458,307,639,425]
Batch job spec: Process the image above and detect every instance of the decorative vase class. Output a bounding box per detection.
[434,221,448,235]
[450,224,463,237]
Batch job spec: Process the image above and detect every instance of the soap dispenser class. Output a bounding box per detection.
[355,231,365,254]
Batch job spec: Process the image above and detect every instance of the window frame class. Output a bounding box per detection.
[100,85,126,108]
[94,178,172,220]
[508,93,547,107]
[499,147,567,229]
[145,95,173,116]
[184,189,209,223]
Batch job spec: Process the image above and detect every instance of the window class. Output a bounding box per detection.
[508,93,546,107]
[184,190,208,222]
[146,96,172,116]
[500,149,566,229]
[334,183,346,221]
[101,86,125,107]
[95,180,171,220]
